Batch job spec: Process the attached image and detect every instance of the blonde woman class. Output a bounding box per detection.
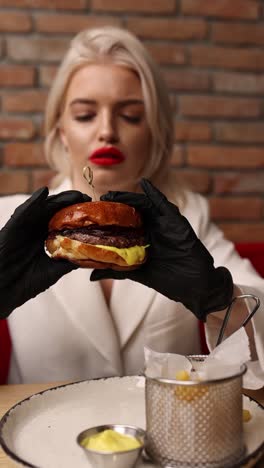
[0,26,263,384]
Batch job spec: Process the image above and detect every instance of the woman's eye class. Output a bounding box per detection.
[75,114,95,122]
[121,114,141,124]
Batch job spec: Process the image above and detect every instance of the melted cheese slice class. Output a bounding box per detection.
[95,244,148,265]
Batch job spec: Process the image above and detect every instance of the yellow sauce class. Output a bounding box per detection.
[95,244,148,266]
[81,429,142,452]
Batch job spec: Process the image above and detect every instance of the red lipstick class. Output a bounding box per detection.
[89,147,125,166]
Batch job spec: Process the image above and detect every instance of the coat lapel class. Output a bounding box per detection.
[53,269,123,375]
[110,279,156,349]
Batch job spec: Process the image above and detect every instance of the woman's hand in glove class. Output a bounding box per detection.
[90,179,233,321]
[0,187,91,318]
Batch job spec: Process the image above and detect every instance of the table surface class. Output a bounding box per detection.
[0,382,263,467]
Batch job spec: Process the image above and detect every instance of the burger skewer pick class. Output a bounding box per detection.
[82,165,98,201]
[45,167,149,271]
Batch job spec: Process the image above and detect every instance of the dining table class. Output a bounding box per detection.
[0,381,263,467]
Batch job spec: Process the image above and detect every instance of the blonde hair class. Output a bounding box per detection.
[45,26,175,191]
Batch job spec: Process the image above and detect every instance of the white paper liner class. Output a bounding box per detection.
[144,326,264,389]
[144,346,192,379]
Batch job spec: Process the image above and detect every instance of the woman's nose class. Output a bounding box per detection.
[98,113,118,144]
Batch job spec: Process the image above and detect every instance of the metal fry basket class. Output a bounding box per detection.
[144,294,260,468]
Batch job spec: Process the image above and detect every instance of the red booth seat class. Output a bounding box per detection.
[0,319,11,384]
[235,242,264,277]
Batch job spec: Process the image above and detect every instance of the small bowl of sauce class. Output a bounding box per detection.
[77,424,145,468]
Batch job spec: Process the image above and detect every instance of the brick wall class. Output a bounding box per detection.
[0,0,264,242]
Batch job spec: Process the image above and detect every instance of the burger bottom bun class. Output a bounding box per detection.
[45,235,145,271]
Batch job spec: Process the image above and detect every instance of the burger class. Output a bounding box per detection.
[45,201,148,270]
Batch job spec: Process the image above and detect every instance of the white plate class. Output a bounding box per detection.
[0,376,263,468]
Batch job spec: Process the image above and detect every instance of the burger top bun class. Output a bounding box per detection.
[48,201,143,232]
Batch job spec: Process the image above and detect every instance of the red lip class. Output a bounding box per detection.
[89,147,125,166]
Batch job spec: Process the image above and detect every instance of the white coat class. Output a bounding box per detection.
[1,181,264,384]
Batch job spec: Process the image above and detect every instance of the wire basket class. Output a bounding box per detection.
[144,294,260,468]
[145,357,246,467]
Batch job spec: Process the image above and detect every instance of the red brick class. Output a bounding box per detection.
[218,223,264,243]
[164,70,210,91]
[0,65,35,87]
[0,118,35,140]
[127,18,207,40]
[169,94,177,113]
[7,37,69,62]
[2,90,48,113]
[178,169,211,193]
[179,96,260,118]
[91,0,175,13]
[0,0,86,8]
[39,66,58,87]
[191,46,264,71]
[0,171,29,195]
[181,0,259,19]
[170,145,184,166]
[188,145,264,168]
[32,169,57,191]
[146,43,186,65]
[0,12,31,32]
[212,23,264,45]
[209,197,263,220]
[3,143,46,167]
[213,72,264,94]
[214,173,264,194]
[35,14,122,34]
[215,123,264,143]
[37,117,45,138]
[174,121,212,142]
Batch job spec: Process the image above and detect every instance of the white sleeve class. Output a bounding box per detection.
[183,192,264,373]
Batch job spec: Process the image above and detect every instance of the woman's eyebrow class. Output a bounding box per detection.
[70,99,95,107]
[117,99,144,106]
[69,98,144,107]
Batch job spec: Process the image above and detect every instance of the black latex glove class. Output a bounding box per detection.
[90,179,233,321]
[0,187,91,318]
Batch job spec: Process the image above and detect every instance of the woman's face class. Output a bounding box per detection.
[59,63,151,196]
